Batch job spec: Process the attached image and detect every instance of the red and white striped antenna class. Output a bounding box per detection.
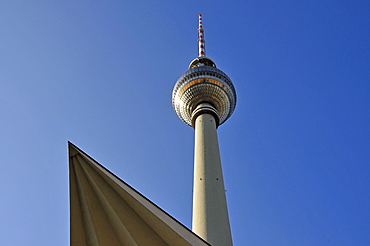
[198,14,205,57]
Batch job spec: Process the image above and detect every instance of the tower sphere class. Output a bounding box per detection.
[172,57,237,127]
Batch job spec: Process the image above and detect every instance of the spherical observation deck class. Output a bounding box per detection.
[172,57,236,127]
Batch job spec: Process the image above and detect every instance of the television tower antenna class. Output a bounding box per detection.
[198,14,205,57]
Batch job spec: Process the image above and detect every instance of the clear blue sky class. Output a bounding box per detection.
[1,1,369,245]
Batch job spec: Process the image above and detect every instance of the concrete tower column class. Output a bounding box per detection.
[192,104,233,246]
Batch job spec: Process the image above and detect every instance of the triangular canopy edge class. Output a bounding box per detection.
[68,141,210,246]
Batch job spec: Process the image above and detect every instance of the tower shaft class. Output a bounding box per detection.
[192,105,233,246]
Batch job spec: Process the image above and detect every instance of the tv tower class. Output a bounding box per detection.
[172,14,236,246]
